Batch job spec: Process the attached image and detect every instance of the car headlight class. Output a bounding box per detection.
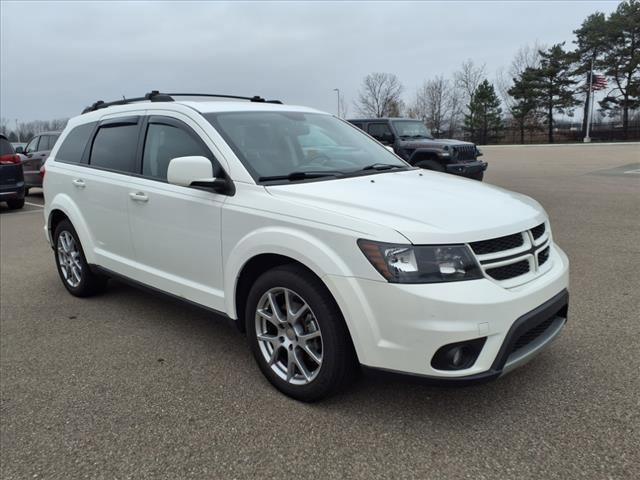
[358,240,483,284]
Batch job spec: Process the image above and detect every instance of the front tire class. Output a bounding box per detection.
[245,264,358,402]
[53,219,108,297]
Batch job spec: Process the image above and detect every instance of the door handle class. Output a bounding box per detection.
[72,179,86,188]
[129,191,149,203]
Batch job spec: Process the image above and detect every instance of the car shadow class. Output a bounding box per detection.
[95,277,562,426]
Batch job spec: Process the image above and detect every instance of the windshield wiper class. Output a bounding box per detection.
[360,163,406,172]
[259,171,344,182]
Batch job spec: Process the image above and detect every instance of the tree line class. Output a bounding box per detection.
[0,118,68,144]
[354,0,639,143]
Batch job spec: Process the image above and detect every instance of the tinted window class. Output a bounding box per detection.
[90,124,139,173]
[56,123,95,164]
[25,137,39,154]
[0,137,14,155]
[142,123,213,180]
[368,123,393,141]
[39,135,54,150]
[350,122,364,130]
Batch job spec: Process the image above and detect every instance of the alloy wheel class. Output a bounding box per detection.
[57,231,82,288]
[255,287,323,385]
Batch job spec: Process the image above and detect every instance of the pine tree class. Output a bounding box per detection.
[574,12,608,137]
[508,68,541,144]
[599,0,640,139]
[464,80,503,144]
[528,43,578,143]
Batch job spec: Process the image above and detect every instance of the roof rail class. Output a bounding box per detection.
[81,90,282,114]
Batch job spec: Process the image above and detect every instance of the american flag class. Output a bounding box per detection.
[591,74,607,91]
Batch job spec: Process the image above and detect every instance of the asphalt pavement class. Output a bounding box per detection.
[1,143,639,479]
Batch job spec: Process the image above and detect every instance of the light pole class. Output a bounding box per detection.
[333,88,340,117]
[15,118,20,142]
[584,57,594,143]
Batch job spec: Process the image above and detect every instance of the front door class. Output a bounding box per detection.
[127,115,227,311]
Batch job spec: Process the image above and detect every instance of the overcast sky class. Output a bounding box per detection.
[1,0,620,123]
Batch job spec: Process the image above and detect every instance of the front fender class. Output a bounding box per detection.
[408,148,445,165]
[224,226,353,318]
[46,193,96,264]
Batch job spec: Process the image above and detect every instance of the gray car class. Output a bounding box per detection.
[22,132,60,193]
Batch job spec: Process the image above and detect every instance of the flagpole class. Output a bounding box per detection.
[584,57,594,143]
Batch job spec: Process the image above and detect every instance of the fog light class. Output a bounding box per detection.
[431,337,487,371]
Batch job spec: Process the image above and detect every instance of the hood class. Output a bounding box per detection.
[399,138,475,149]
[266,170,546,244]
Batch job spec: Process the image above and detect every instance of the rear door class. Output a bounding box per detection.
[73,115,141,272]
[126,114,227,311]
[22,135,45,187]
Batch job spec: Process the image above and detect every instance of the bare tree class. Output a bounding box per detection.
[355,73,404,117]
[454,59,487,104]
[496,42,544,108]
[496,42,545,143]
[453,60,487,138]
[411,76,452,137]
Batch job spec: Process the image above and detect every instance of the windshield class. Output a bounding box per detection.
[392,121,433,139]
[204,111,409,182]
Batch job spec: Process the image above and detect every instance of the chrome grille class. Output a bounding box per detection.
[538,246,550,266]
[469,222,551,286]
[531,223,546,240]
[486,260,530,281]
[470,233,524,255]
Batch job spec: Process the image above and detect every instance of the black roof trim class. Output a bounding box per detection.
[81,91,283,114]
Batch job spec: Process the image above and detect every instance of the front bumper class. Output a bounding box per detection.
[445,160,488,177]
[323,243,569,380]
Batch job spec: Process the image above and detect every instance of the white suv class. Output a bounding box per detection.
[43,92,569,401]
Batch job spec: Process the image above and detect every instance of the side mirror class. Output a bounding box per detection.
[15,146,23,154]
[167,156,226,191]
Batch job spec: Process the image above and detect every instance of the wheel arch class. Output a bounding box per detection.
[408,149,441,165]
[225,227,353,320]
[47,194,96,264]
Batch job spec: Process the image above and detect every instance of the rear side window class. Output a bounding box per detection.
[89,124,139,173]
[350,122,364,130]
[40,134,59,151]
[142,123,213,180]
[56,123,95,164]
[39,136,51,150]
[0,137,14,155]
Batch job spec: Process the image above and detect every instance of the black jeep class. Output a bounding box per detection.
[347,118,488,181]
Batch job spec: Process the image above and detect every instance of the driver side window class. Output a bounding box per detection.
[142,120,219,181]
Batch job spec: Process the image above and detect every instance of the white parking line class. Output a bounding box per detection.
[24,201,44,208]
[1,209,42,215]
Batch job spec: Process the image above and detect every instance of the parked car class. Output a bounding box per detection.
[43,92,569,401]
[348,118,488,180]
[22,132,60,193]
[0,134,25,209]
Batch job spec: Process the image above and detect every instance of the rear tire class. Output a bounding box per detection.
[24,188,30,196]
[6,198,24,210]
[245,264,358,402]
[415,159,445,172]
[53,219,108,297]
